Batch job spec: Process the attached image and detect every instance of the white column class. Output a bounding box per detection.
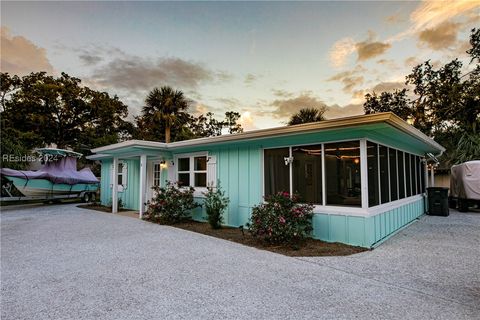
[321,144,326,206]
[139,154,147,219]
[430,166,435,187]
[360,139,368,210]
[112,157,119,213]
[424,162,429,189]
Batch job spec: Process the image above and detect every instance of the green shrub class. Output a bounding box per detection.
[203,184,229,229]
[247,191,314,245]
[144,181,200,224]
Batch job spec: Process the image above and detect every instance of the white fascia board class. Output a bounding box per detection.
[169,112,394,148]
[89,112,445,155]
[91,140,168,153]
[86,153,112,160]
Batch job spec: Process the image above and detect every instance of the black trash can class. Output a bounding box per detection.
[427,187,449,216]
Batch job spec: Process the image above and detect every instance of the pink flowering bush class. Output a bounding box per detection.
[144,181,200,224]
[246,191,314,245]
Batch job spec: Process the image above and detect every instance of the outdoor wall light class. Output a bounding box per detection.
[284,156,294,165]
[160,160,167,169]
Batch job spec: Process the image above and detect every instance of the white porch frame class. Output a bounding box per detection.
[112,157,119,213]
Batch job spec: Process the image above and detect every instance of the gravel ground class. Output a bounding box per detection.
[1,203,479,320]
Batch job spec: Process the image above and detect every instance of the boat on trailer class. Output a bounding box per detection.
[1,148,99,202]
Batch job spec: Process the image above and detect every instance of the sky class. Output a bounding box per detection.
[1,1,479,130]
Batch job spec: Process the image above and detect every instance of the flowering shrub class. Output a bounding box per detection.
[144,181,200,224]
[246,192,314,244]
[203,184,229,229]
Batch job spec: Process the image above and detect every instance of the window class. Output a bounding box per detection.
[379,145,389,203]
[176,155,207,188]
[194,156,207,187]
[117,162,124,185]
[110,161,127,192]
[177,157,190,187]
[292,144,322,204]
[325,141,361,207]
[367,142,379,207]
[398,152,405,199]
[264,148,290,197]
[405,153,412,197]
[153,163,161,187]
[389,149,398,201]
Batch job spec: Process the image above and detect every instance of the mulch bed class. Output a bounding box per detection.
[156,220,368,257]
[79,204,368,256]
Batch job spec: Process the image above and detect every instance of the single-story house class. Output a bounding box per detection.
[88,112,445,248]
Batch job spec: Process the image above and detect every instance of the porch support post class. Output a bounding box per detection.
[430,166,435,187]
[424,162,429,189]
[360,139,368,210]
[112,157,119,213]
[139,154,147,219]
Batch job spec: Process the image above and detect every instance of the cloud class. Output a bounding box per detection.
[271,89,294,98]
[270,93,328,118]
[324,103,364,119]
[91,56,217,91]
[418,21,461,50]
[329,37,356,68]
[238,111,257,131]
[385,12,405,25]
[244,73,258,85]
[79,54,103,65]
[215,70,234,82]
[215,97,240,109]
[404,56,420,68]
[329,32,391,67]
[327,65,366,93]
[355,33,391,61]
[376,59,399,70]
[410,0,479,33]
[0,27,54,75]
[389,0,480,43]
[370,81,406,93]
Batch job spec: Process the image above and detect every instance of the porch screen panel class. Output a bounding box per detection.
[325,141,361,207]
[398,152,406,199]
[367,142,379,207]
[413,155,419,195]
[264,148,290,197]
[292,144,322,204]
[420,160,426,193]
[405,153,412,197]
[389,149,398,201]
[379,145,389,203]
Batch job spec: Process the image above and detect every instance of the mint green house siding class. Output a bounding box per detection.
[312,196,425,247]
[91,113,444,248]
[100,158,140,210]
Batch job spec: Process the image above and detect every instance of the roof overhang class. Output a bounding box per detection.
[89,112,445,158]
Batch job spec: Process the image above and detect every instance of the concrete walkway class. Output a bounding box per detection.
[1,204,479,320]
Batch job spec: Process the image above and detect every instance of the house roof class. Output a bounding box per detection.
[88,112,445,159]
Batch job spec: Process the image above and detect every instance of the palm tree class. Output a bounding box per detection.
[287,107,327,125]
[143,86,189,143]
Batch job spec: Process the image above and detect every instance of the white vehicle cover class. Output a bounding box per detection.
[450,160,480,200]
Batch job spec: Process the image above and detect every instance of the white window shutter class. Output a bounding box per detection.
[110,163,114,189]
[207,155,217,188]
[122,162,128,188]
[168,160,177,184]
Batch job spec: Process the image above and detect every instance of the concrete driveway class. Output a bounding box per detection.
[1,204,479,320]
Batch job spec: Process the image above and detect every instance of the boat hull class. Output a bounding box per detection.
[4,176,98,198]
